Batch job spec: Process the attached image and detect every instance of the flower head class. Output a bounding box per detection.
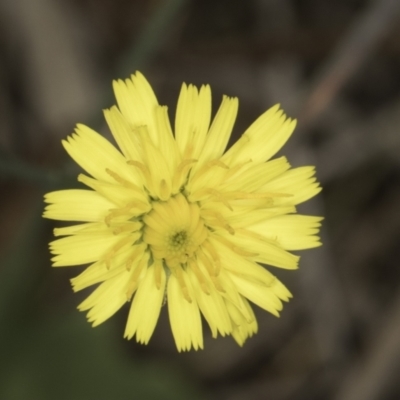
[43,72,322,351]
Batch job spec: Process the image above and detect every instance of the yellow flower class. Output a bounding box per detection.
[43,72,322,351]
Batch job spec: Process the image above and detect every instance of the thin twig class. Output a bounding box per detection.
[116,0,188,76]
[299,0,400,129]
[0,0,188,185]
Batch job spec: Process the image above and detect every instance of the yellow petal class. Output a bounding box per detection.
[134,126,172,200]
[175,83,211,158]
[113,72,160,145]
[124,263,166,343]
[43,190,115,222]
[168,273,203,352]
[219,157,290,193]
[211,233,299,270]
[228,272,283,316]
[261,166,322,205]
[62,124,136,184]
[249,214,323,250]
[222,105,296,165]
[186,266,232,338]
[50,232,130,267]
[192,95,238,173]
[78,174,150,210]
[155,106,180,175]
[214,241,277,286]
[227,297,258,346]
[104,106,142,161]
[78,272,131,326]
[70,246,142,292]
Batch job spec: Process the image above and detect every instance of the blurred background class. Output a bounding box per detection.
[1,0,400,399]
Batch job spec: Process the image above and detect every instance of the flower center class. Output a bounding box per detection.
[169,230,188,250]
[143,194,208,268]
